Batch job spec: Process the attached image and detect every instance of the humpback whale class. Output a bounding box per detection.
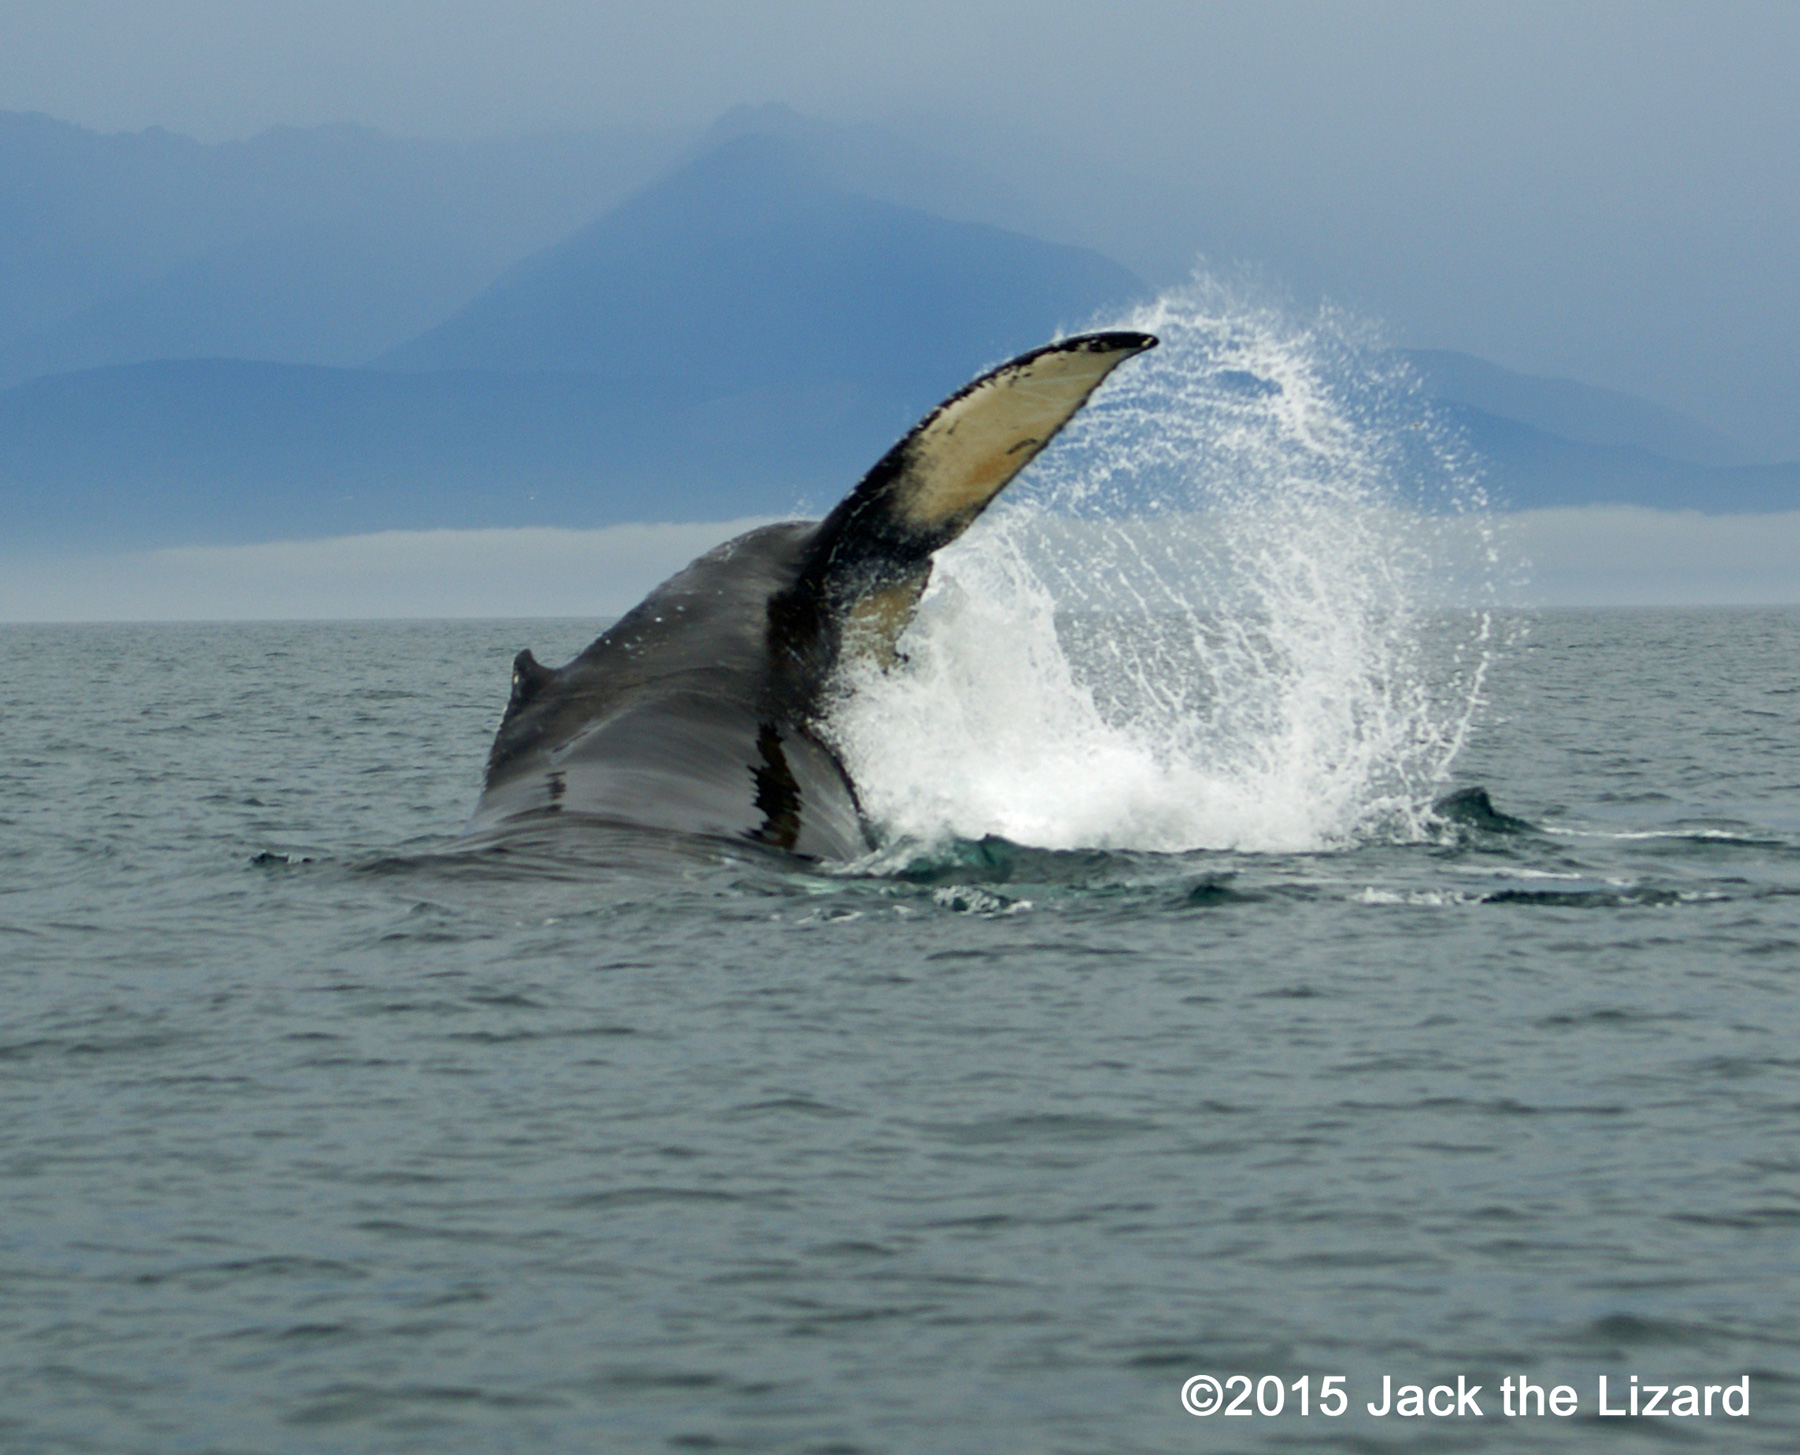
[467,331,1157,860]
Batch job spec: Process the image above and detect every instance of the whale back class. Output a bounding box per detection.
[469,520,869,857]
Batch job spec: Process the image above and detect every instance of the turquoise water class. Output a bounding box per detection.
[1,608,1798,1453]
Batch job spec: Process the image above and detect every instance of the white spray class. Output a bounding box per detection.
[826,279,1499,856]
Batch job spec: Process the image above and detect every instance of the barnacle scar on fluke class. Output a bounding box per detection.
[465,332,1158,859]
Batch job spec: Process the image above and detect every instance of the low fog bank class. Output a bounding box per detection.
[4,508,1798,624]
[1493,507,1800,607]
[0,519,776,623]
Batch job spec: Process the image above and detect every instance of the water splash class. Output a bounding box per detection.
[826,278,1501,857]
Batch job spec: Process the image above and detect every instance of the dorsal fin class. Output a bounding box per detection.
[506,649,556,719]
[770,330,1156,678]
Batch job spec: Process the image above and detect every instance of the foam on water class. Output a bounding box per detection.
[826,279,1499,856]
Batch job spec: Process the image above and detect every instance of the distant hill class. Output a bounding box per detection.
[0,359,908,552]
[0,106,1078,392]
[683,103,1061,240]
[0,136,1148,553]
[9,360,1791,556]
[1437,403,1799,512]
[0,111,688,384]
[1398,349,1796,512]
[4,111,1794,556]
[380,133,1146,417]
[1402,348,1750,466]
[0,223,501,385]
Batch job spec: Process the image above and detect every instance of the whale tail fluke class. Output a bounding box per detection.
[771,330,1157,678]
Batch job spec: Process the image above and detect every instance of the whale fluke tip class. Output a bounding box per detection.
[1069,330,1158,353]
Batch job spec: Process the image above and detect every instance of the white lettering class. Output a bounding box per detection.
[1598,1376,1627,1416]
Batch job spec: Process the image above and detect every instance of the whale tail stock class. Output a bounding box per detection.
[769,330,1157,681]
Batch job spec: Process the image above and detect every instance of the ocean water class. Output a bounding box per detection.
[4,290,1797,1452]
[2,606,1797,1454]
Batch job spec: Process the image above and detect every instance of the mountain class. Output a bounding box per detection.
[13,360,1790,557]
[0,360,893,551]
[1403,348,1750,466]
[0,223,499,384]
[683,103,1063,241]
[380,132,1146,420]
[0,112,689,384]
[1437,403,1799,512]
[0,136,1147,553]
[4,110,1791,558]
[0,111,236,347]
[1403,352,1797,510]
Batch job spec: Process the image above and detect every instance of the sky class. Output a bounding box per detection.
[3,0,1798,458]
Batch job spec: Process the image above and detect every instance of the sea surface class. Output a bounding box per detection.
[1,607,1797,1453]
